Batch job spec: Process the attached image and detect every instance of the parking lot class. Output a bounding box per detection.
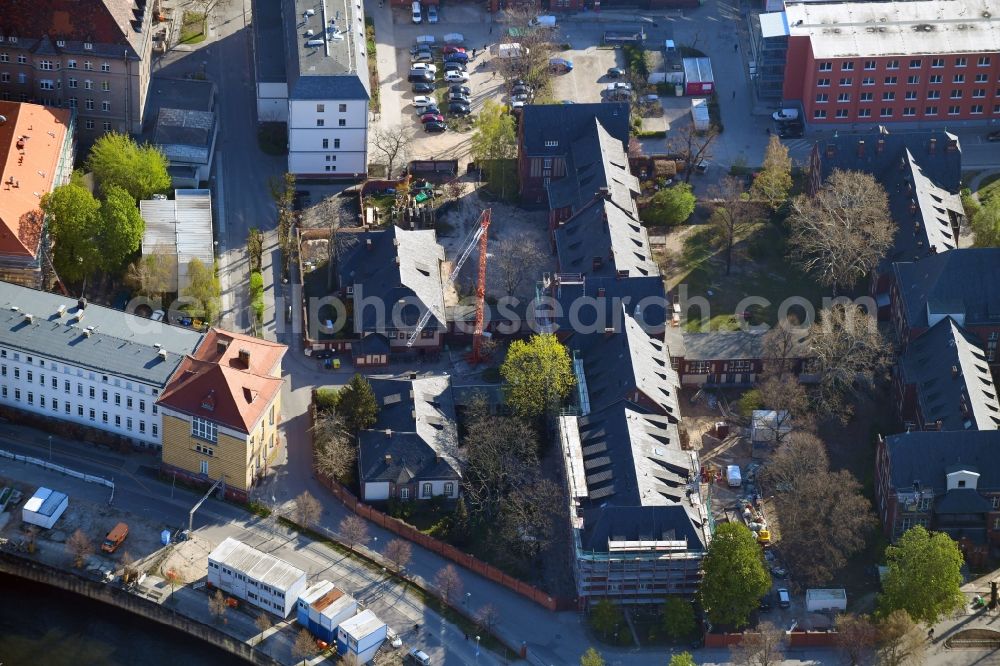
[546,45,622,103]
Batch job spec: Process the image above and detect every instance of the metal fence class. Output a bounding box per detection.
[0,448,115,502]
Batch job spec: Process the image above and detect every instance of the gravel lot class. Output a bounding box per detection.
[547,45,623,103]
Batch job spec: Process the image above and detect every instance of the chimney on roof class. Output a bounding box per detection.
[877,138,885,154]
[366,238,373,250]
[935,419,943,431]
[23,313,33,323]
[597,287,606,297]
[947,139,957,152]
[78,297,87,310]
[384,454,392,464]
[952,364,959,378]
[909,201,917,214]
[56,304,65,317]
[592,256,603,271]
[825,144,835,158]
[385,428,393,438]
[857,140,865,158]
[158,348,167,360]
[929,137,937,154]
[238,348,251,367]
[217,339,229,356]
[604,326,615,338]
[597,186,610,200]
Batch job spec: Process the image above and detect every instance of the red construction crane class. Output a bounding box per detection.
[406,208,491,361]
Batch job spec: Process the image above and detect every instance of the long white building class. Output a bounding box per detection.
[208,537,307,618]
[256,0,370,179]
[0,282,204,448]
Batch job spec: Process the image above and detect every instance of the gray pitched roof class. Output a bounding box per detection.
[554,276,668,331]
[358,375,461,484]
[284,0,370,100]
[934,488,993,514]
[520,103,630,157]
[555,197,658,279]
[336,226,446,332]
[815,128,963,267]
[154,108,215,164]
[0,282,203,386]
[664,328,811,361]
[547,119,639,215]
[900,317,1000,431]
[580,504,707,553]
[884,430,1000,494]
[893,249,1000,329]
[569,309,680,420]
[252,0,288,84]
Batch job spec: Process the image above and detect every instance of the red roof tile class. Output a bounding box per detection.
[157,329,287,433]
[0,0,137,46]
[0,102,72,258]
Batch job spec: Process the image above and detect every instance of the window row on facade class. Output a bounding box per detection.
[816,88,999,102]
[813,104,1000,119]
[0,384,156,436]
[0,54,115,71]
[817,56,993,72]
[0,365,156,412]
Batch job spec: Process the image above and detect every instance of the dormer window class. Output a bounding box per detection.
[83,42,93,50]
[201,390,216,411]
[957,480,966,488]
[544,140,558,147]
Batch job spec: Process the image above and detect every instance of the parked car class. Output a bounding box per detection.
[511,93,529,103]
[415,105,440,116]
[427,4,438,23]
[410,44,433,56]
[771,565,788,578]
[607,66,625,78]
[777,121,804,138]
[443,32,464,44]
[448,102,472,115]
[777,588,791,609]
[448,84,471,95]
[408,72,434,83]
[410,62,437,74]
[412,82,435,93]
[987,130,1000,142]
[559,99,576,104]
[444,62,467,73]
[408,648,431,665]
[412,95,434,108]
[424,121,447,133]
[101,522,129,553]
[445,51,469,63]
[442,45,466,55]
[411,0,421,23]
[412,51,434,63]
[510,99,526,110]
[772,108,799,121]
[420,112,445,123]
[549,57,573,72]
[511,84,532,96]
[445,71,469,82]
[607,81,633,93]
[759,592,773,612]
[447,91,471,102]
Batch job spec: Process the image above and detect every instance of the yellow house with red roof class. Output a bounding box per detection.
[158,328,287,502]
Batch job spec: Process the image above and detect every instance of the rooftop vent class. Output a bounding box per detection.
[24,313,33,323]
[304,8,315,16]
[306,38,325,47]
[158,349,168,360]
[913,23,934,32]
[9,305,18,312]
[78,297,87,310]
[56,304,65,317]
[238,348,251,367]
[305,29,315,36]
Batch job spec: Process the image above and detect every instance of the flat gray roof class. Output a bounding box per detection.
[785,0,1000,58]
[285,0,370,100]
[0,282,204,387]
[209,537,306,592]
[253,0,288,84]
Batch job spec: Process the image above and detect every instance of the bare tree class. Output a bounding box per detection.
[668,122,719,184]
[835,613,878,666]
[120,550,138,585]
[312,411,356,483]
[808,304,892,422]
[292,627,319,665]
[434,564,464,606]
[294,490,322,527]
[754,369,811,443]
[338,515,369,552]
[164,568,183,598]
[788,169,895,295]
[708,176,762,275]
[126,252,173,303]
[371,126,410,179]
[209,589,228,624]
[498,476,562,558]
[761,319,807,375]
[876,611,926,666]
[496,5,553,91]
[255,611,273,646]
[463,412,539,522]
[495,239,547,296]
[764,433,877,586]
[476,603,501,634]
[731,621,785,666]
[66,528,94,568]
[385,538,413,572]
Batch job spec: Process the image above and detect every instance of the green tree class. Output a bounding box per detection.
[878,526,965,624]
[669,653,697,666]
[500,334,575,419]
[182,257,221,324]
[971,201,1000,247]
[641,183,696,227]
[737,389,763,418]
[589,599,620,639]
[338,374,379,433]
[470,100,517,198]
[750,135,793,210]
[41,183,102,283]
[700,523,771,628]
[86,132,170,201]
[126,252,173,302]
[662,597,696,640]
[580,647,606,666]
[98,184,145,272]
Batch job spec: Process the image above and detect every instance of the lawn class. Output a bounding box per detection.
[179,11,207,45]
[669,221,826,332]
[976,172,1000,204]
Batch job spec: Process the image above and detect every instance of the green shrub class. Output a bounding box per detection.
[314,388,341,412]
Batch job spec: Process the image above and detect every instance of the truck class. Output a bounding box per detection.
[101,522,129,553]
[726,465,742,487]
[498,43,528,59]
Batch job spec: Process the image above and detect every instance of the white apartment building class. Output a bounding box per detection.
[257,0,370,178]
[0,281,203,448]
[208,537,308,618]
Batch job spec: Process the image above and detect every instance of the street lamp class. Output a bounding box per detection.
[48,435,52,461]
[465,592,471,610]
[475,635,480,662]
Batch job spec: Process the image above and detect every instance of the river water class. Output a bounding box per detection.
[0,574,248,666]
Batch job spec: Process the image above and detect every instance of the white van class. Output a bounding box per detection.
[530,15,556,27]
[727,465,742,487]
[408,648,431,665]
[411,1,422,23]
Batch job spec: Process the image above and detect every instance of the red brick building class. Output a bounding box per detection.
[779,0,1000,125]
